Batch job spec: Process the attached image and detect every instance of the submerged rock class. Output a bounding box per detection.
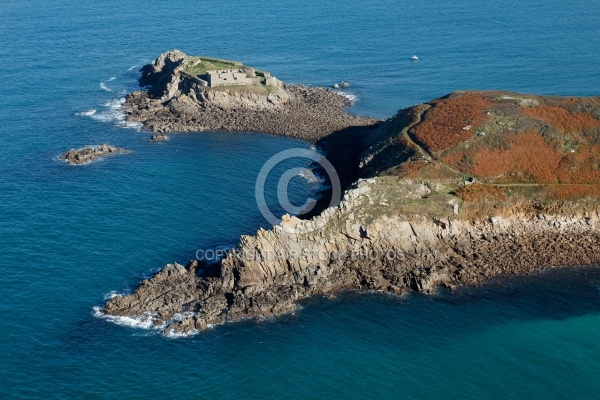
[150,133,169,142]
[60,144,130,165]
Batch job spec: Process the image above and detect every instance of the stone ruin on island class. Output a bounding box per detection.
[183,56,282,88]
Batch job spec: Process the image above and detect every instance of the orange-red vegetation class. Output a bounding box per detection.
[470,131,563,182]
[455,184,506,202]
[522,104,600,133]
[547,185,600,200]
[442,152,474,173]
[555,145,600,184]
[411,92,492,155]
[394,161,427,178]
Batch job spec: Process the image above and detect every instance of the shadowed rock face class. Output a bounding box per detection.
[60,144,130,165]
[123,50,380,142]
[105,88,600,335]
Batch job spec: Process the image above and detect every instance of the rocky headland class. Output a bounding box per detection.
[105,67,600,335]
[60,144,130,165]
[123,50,379,142]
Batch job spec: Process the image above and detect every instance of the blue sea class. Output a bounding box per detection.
[1,0,599,398]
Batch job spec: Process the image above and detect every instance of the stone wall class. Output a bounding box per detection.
[202,69,260,87]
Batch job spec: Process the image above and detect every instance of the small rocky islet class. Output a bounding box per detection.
[102,51,600,335]
[60,144,130,165]
[122,50,379,142]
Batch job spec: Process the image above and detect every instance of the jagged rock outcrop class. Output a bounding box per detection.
[60,144,130,165]
[139,50,187,99]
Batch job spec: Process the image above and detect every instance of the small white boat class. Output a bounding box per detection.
[410,54,419,61]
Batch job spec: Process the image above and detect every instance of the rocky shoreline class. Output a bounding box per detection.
[105,179,600,335]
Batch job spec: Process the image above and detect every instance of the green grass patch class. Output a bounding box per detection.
[183,56,244,76]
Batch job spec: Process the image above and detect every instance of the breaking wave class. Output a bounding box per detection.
[93,305,205,338]
[75,109,97,117]
[298,168,324,186]
[165,329,199,338]
[93,307,157,330]
[103,291,124,300]
[339,91,358,103]
[76,97,141,130]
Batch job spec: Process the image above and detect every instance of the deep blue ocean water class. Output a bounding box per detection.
[1,0,599,398]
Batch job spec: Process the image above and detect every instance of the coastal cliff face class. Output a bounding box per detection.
[105,89,600,335]
[123,50,379,141]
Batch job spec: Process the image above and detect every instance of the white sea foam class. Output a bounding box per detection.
[92,307,157,329]
[339,91,358,103]
[165,329,199,338]
[90,108,123,123]
[80,98,127,125]
[171,312,196,322]
[107,76,117,82]
[162,313,203,338]
[99,82,112,92]
[93,306,206,338]
[104,98,126,109]
[128,65,137,71]
[75,109,97,117]
[123,121,143,131]
[298,168,324,185]
[103,291,123,300]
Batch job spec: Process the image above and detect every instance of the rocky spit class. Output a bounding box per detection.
[105,179,600,335]
[60,144,130,165]
[122,50,380,142]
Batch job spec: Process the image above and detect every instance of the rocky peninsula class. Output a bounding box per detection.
[61,144,130,165]
[123,50,379,142]
[105,57,600,336]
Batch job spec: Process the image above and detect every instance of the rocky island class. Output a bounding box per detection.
[104,53,600,336]
[123,50,379,142]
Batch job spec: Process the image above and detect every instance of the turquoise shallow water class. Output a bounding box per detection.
[1,0,600,398]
